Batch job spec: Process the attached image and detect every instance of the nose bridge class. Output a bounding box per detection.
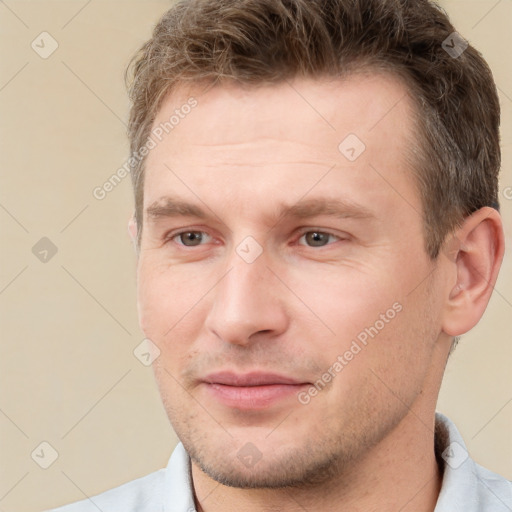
[205,246,288,344]
[218,250,271,317]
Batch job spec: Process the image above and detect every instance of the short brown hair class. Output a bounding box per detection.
[125,0,501,258]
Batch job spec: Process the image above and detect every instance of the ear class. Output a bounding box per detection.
[441,207,505,337]
[128,214,138,252]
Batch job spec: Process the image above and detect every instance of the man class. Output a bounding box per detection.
[49,0,511,510]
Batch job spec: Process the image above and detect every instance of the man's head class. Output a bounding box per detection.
[125,0,504,493]
[126,0,501,259]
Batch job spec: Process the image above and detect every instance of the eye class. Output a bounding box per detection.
[172,230,212,247]
[298,231,340,247]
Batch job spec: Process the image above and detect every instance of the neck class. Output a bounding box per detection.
[191,411,442,512]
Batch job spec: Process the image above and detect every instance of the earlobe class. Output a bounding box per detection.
[442,207,504,337]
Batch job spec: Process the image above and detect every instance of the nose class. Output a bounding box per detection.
[204,252,289,346]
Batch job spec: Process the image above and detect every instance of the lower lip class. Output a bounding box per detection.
[203,383,308,409]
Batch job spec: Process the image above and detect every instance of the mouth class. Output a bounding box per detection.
[201,371,311,410]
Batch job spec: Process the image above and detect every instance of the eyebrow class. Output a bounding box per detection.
[146,198,207,220]
[145,195,374,224]
[283,198,374,221]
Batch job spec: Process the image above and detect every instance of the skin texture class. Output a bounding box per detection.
[129,74,504,511]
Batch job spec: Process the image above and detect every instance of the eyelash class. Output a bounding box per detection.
[296,230,342,246]
[165,228,344,248]
[169,230,213,246]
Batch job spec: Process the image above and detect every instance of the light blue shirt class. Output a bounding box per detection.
[47,413,512,511]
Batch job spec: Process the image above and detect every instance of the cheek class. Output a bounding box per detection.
[313,297,436,421]
[288,267,401,344]
[137,257,214,318]
[136,260,219,383]
[136,259,212,334]
[286,257,437,387]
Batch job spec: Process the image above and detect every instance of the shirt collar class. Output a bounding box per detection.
[434,412,511,511]
[164,441,196,512]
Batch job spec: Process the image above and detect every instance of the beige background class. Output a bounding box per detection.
[0,1,511,511]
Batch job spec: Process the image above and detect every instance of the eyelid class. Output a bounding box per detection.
[294,228,350,247]
[164,227,214,246]
[162,226,349,248]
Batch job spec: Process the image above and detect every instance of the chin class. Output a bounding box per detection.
[186,437,350,490]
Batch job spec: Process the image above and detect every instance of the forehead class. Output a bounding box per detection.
[151,72,415,150]
[143,73,420,221]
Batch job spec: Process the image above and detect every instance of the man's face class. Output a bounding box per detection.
[136,74,449,487]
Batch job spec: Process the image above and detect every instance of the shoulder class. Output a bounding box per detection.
[471,461,512,511]
[44,468,166,512]
[45,442,195,512]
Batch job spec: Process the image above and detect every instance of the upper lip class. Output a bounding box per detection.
[203,371,306,387]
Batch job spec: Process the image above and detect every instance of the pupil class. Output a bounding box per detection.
[307,232,327,246]
[182,232,202,246]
